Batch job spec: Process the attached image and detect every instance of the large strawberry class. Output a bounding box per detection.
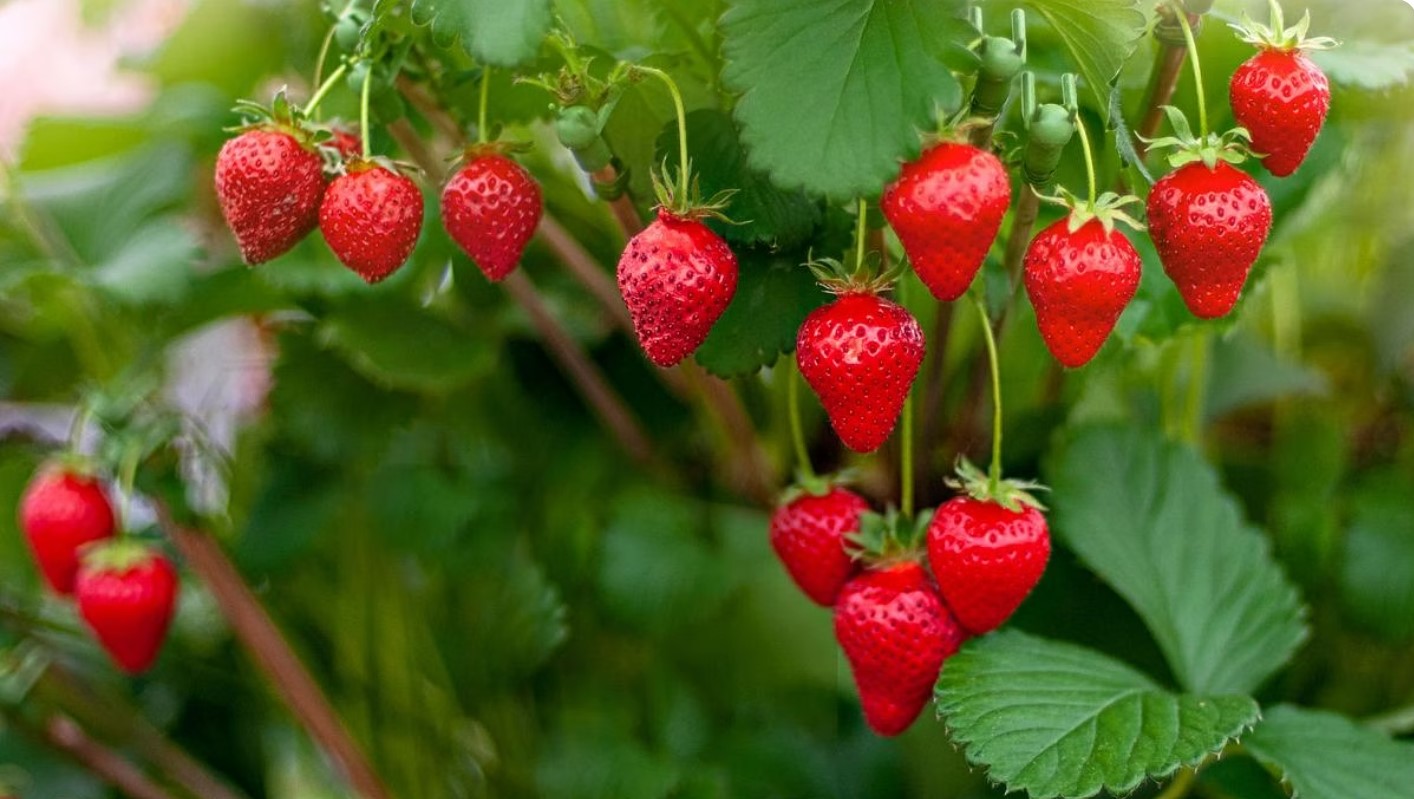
[769,483,869,606]
[76,542,179,675]
[1228,5,1336,177]
[442,150,543,282]
[882,142,1010,301]
[215,126,325,265]
[927,462,1050,635]
[835,559,966,736]
[18,465,116,595]
[797,285,924,454]
[320,161,424,284]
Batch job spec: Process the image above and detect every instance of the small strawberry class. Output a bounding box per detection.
[328,126,363,161]
[442,150,543,282]
[927,461,1050,635]
[75,541,179,675]
[319,161,424,284]
[882,142,1011,302]
[215,127,325,265]
[1024,192,1144,368]
[18,465,116,595]
[769,483,869,606]
[797,276,924,454]
[1228,5,1337,177]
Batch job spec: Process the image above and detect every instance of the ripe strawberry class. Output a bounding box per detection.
[18,466,116,595]
[328,126,362,160]
[835,561,966,736]
[617,209,737,367]
[769,485,869,606]
[442,152,543,282]
[797,292,924,454]
[215,128,325,264]
[319,162,424,284]
[882,142,1011,301]
[1228,6,1336,177]
[1146,161,1271,319]
[75,542,178,674]
[1024,217,1142,368]
[928,495,1050,635]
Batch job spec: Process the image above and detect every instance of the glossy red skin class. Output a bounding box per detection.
[329,128,362,160]
[441,154,543,282]
[215,129,326,264]
[76,554,178,674]
[1024,218,1142,368]
[882,142,1011,301]
[834,562,967,736]
[319,164,424,284]
[18,469,116,595]
[769,486,869,606]
[796,293,924,454]
[927,496,1050,635]
[1230,50,1330,177]
[617,210,738,367]
[1146,162,1272,319]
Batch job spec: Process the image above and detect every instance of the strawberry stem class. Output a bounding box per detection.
[1074,107,1098,209]
[970,293,1004,494]
[898,279,915,518]
[117,440,140,536]
[1173,2,1209,138]
[305,60,349,118]
[635,66,690,202]
[358,60,373,160]
[787,360,816,481]
[1182,328,1210,445]
[853,198,868,276]
[310,21,340,121]
[477,66,491,145]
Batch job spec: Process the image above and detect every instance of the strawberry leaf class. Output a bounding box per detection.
[935,630,1260,799]
[720,0,974,199]
[1047,425,1308,695]
[1312,40,1414,91]
[694,251,826,378]
[1243,705,1414,799]
[318,298,499,394]
[410,0,551,67]
[1023,0,1146,118]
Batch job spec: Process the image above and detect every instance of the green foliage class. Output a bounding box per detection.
[410,0,552,67]
[1339,469,1414,641]
[1023,0,1146,116]
[1313,40,1414,91]
[693,252,824,378]
[1244,705,1414,799]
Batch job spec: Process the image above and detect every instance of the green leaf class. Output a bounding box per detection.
[1244,705,1414,799]
[721,0,973,199]
[411,0,552,67]
[693,252,825,378]
[91,219,198,305]
[1312,41,1414,92]
[317,298,498,393]
[936,631,1260,799]
[1047,425,1307,694]
[1023,0,1146,115]
[1206,333,1327,417]
[656,110,821,249]
[1339,469,1414,641]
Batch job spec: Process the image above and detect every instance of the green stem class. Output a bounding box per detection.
[787,361,815,481]
[854,197,868,274]
[1182,328,1209,445]
[898,277,915,518]
[635,66,689,201]
[310,24,339,120]
[117,443,140,536]
[477,66,491,145]
[1174,4,1208,138]
[66,403,92,453]
[304,61,349,118]
[971,293,1004,493]
[1153,766,1196,799]
[1074,108,1098,209]
[359,61,373,160]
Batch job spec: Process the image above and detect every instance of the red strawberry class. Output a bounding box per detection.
[769,485,869,606]
[75,543,179,674]
[441,153,543,282]
[1146,161,1271,319]
[797,292,924,454]
[882,142,1011,301]
[329,127,362,160]
[834,561,967,736]
[617,210,738,367]
[215,128,325,264]
[319,162,424,283]
[18,466,116,595]
[1024,218,1142,368]
[928,495,1050,635]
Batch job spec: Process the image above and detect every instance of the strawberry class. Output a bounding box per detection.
[769,484,869,606]
[319,162,424,284]
[18,466,116,595]
[1228,5,1336,177]
[75,542,179,675]
[1146,161,1271,318]
[882,142,1011,302]
[214,128,325,264]
[797,291,924,454]
[1024,216,1142,368]
[328,126,363,161]
[835,560,966,736]
[442,152,543,282]
[617,209,737,367]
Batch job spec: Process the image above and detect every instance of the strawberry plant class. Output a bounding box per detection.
[1,0,1413,797]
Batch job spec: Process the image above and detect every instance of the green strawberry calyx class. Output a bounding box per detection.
[807,254,903,297]
[649,162,738,222]
[1035,186,1145,236]
[1141,105,1255,170]
[79,538,162,578]
[945,458,1048,514]
[778,469,859,505]
[1230,0,1338,53]
[228,90,323,148]
[847,507,933,567]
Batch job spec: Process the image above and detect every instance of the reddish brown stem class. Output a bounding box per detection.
[41,714,176,799]
[1135,9,1200,158]
[156,507,393,799]
[538,214,633,332]
[591,165,644,239]
[1000,189,1042,313]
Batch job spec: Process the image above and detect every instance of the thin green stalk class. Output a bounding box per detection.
[310,24,339,120]
[359,61,373,160]
[854,198,868,272]
[901,391,915,517]
[787,362,815,481]
[1174,5,1208,137]
[1074,108,1098,208]
[305,61,349,117]
[477,66,491,144]
[635,66,690,200]
[1182,329,1210,444]
[971,293,1004,493]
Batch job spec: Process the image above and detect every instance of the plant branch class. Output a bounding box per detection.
[1135,19,1194,157]
[155,506,393,799]
[1001,190,1041,306]
[39,714,176,799]
[971,294,1005,491]
[537,214,634,332]
[592,164,645,238]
